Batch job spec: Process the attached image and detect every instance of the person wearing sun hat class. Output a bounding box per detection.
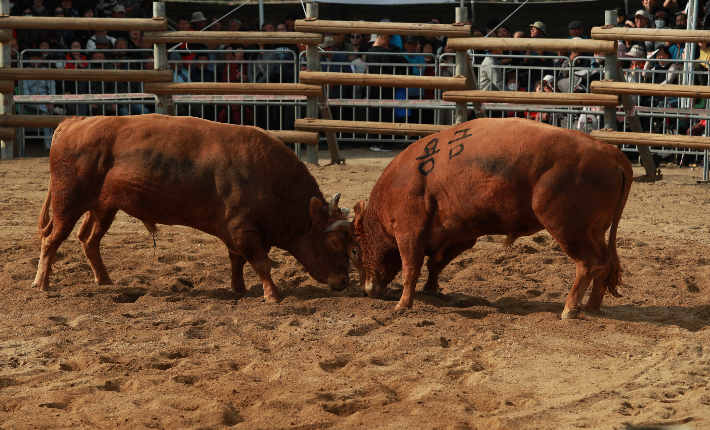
[529,21,546,37]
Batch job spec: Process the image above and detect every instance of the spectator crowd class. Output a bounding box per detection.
[6,0,710,151]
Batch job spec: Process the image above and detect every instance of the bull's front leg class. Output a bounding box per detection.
[228,252,248,294]
[229,233,282,303]
[395,237,426,309]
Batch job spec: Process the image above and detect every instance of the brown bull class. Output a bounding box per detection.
[337,118,633,319]
[33,114,351,301]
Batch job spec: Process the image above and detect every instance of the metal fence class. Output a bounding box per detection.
[12,48,710,163]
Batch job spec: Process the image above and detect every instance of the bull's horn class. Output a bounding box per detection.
[328,193,341,216]
[323,220,352,234]
[341,207,350,217]
[329,193,341,216]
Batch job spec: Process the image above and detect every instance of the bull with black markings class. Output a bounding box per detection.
[33,114,351,302]
[331,118,633,319]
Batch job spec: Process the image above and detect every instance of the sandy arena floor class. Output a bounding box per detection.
[1,145,709,429]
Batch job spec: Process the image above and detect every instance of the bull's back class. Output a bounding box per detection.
[48,115,312,231]
[373,118,631,232]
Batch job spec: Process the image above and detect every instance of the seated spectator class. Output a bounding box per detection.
[567,21,589,39]
[87,31,116,51]
[631,10,655,54]
[75,5,95,48]
[348,33,366,60]
[285,13,297,31]
[643,0,662,25]
[505,71,527,118]
[261,21,276,32]
[676,12,687,28]
[190,51,215,121]
[51,6,74,48]
[80,50,117,116]
[319,37,350,99]
[228,19,242,31]
[109,51,149,116]
[61,40,88,117]
[191,12,208,31]
[209,17,222,31]
[222,44,248,83]
[10,38,19,68]
[643,44,679,85]
[379,19,402,51]
[695,41,710,86]
[523,22,553,85]
[616,7,628,27]
[31,0,51,17]
[59,0,78,17]
[177,16,191,32]
[109,5,130,41]
[127,30,143,50]
[17,7,44,52]
[668,29,685,60]
[169,52,190,82]
[332,32,353,53]
[479,49,505,92]
[63,39,88,70]
[132,0,153,19]
[485,17,500,37]
[21,50,56,150]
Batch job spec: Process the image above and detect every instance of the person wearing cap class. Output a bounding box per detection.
[529,21,546,38]
[191,11,208,31]
[653,9,670,31]
[402,35,426,103]
[567,21,589,39]
[524,21,553,86]
[109,5,130,40]
[631,11,655,54]
[86,29,116,51]
[624,45,648,87]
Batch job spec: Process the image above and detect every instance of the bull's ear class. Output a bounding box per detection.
[309,197,327,225]
[353,200,366,228]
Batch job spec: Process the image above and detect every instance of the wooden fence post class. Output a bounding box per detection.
[454,7,468,125]
[305,2,320,165]
[153,2,171,115]
[0,0,13,159]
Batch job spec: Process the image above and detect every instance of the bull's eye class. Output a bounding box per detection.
[351,248,357,256]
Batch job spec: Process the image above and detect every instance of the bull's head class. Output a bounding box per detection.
[309,193,351,291]
[340,200,396,300]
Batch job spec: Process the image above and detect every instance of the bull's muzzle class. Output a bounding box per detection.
[364,280,387,299]
[328,273,350,291]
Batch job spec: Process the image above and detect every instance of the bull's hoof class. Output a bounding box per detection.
[264,294,282,303]
[561,309,580,320]
[395,300,414,310]
[95,278,114,286]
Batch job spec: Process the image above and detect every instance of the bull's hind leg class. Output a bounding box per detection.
[32,215,84,291]
[228,252,248,294]
[423,239,478,293]
[553,234,604,319]
[77,208,118,285]
[583,230,611,314]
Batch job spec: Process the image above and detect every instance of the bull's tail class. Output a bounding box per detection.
[35,180,53,247]
[600,164,632,297]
